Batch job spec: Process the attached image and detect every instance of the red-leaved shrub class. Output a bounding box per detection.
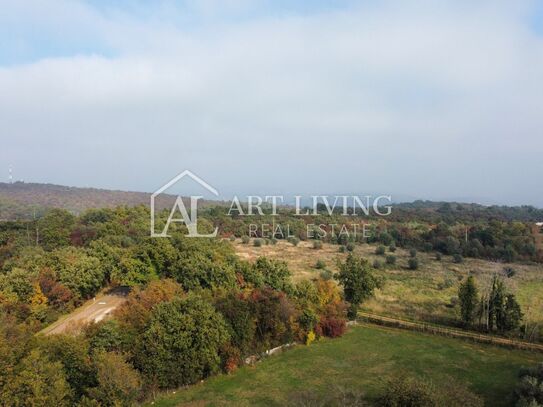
[316,316,346,338]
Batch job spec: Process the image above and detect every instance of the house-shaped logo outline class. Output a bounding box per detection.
[150,170,219,237]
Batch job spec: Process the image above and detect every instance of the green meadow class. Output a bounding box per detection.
[151,324,541,407]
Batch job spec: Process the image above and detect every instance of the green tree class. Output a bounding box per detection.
[47,247,105,300]
[38,335,97,400]
[3,349,72,406]
[253,257,293,293]
[503,294,523,332]
[88,351,141,407]
[336,254,382,319]
[135,295,230,388]
[489,274,507,332]
[37,209,76,250]
[214,292,256,357]
[0,268,34,302]
[458,276,478,326]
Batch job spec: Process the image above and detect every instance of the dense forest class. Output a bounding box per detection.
[0,206,354,405]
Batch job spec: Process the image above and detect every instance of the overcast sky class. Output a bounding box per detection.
[1,0,542,206]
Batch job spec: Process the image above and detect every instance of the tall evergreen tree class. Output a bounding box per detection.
[458,276,478,326]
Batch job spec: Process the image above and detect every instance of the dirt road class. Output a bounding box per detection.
[41,288,129,336]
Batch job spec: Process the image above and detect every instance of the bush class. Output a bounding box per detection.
[386,255,396,265]
[270,238,278,245]
[288,387,366,407]
[253,239,262,247]
[435,252,442,261]
[346,243,355,252]
[409,248,417,258]
[313,240,323,250]
[241,235,250,244]
[339,245,346,253]
[288,237,300,246]
[515,363,543,407]
[453,253,464,264]
[316,316,346,338]
[229,235,236,242]
[378,376,438,407]
[373,259,383,269]
[378,376,483,407]
[504,267,516,278]
[408,258,419,270]
[389,243,397,252]
[375,245,386,255]
[320,269,333,281]
[315,260,326,269]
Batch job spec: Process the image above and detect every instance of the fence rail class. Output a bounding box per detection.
[357,312,543,352]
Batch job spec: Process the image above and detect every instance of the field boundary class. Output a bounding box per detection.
[358,312,543,352]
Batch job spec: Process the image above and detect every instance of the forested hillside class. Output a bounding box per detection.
[0,182,219,220]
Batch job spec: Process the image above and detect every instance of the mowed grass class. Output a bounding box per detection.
[149,324,541,407]
[234,240,543,327]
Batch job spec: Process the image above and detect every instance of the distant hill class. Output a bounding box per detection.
[0,182,216,220]
[1,182,541,222]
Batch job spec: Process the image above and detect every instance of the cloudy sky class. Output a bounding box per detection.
[1,0,542,205]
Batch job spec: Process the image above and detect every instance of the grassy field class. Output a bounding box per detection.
[234,240,543,330]
[149,324,541,406]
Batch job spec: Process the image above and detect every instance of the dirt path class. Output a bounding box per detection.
[358,311,543,352]
[41,289,128,336]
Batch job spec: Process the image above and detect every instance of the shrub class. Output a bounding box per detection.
[339,245,346,253]
[409,248,417,258]
[288,387,366,407]
[408,258,419,270]
[288,237,300,246]
[373,259,383,269]
[453,253,464,264]
[270,238,278,245]
[378,376,483,407]
[241,235,250,244]
[316,316,346,338]
[346,243,355,252]
[378,376,438,407]
[220,343,241,374]
[320,269,333,281]
[315,260,326,269]
[229,235,236,242]
[305,330,316,346]
[386,255,396,265]
[253,239,262,247]
[515,363,543,407]
[389,243,397,252]
[504,266,516,278]
[435,252,442,261]
[313,240,323,250]
[375,245,386,255]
